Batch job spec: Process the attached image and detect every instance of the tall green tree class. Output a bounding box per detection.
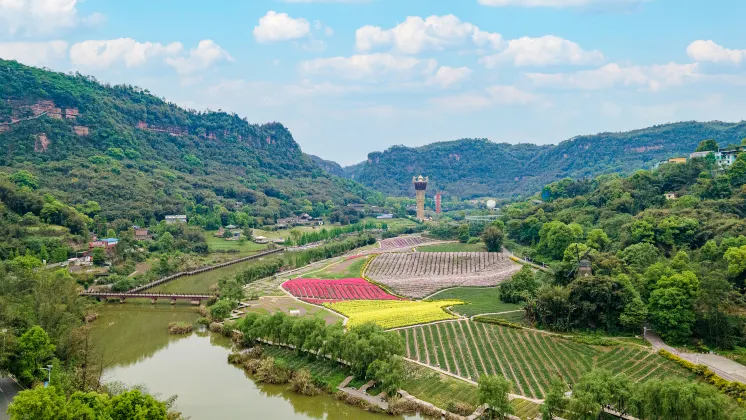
[478,375,513,419]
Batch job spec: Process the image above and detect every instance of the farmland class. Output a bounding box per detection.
[282,278,401,304]
[399,320,695,399]
[378,235,437,250]
[400,361,541,418]
[416,242,487,252]
[365,252,521,298]
[426,287,522,317]
[324,299,463,329]
[299,255,369,279]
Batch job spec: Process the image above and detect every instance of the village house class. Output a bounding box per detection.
[89,238,119,254]
[665,193,677,200]
[134,228,151,241]
[254,236,269,244]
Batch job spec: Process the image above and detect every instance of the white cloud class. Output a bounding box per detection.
[428,66,473,87]
[70,38,183,68]
[481,35,604,67]
[0,41,68,66]
[687,40,746,65]
[527,62,699,91]
[431,85,539,110]
[254,11,311,43]
[477,0,646,8]
[165,40,233,75]
[300,53,437,82]
[356,15,502,54]
[0,0,104,37]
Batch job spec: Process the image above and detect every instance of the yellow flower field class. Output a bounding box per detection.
[325,299,463,329]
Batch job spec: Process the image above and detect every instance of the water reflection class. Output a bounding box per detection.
[91,305,419,420]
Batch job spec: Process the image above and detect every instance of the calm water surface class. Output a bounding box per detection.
[91,303,418,420]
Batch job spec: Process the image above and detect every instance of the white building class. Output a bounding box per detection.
[165,215,187,224]
[690,149,742,168]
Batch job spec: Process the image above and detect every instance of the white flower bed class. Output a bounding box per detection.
[366,252,521,298]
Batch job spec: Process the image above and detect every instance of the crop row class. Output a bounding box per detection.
[399,321,693,399]
[282,278,400,304]
[324,299,462,329]
[366,252,521,298]
[367,252,510,277]
[378,236,433,250]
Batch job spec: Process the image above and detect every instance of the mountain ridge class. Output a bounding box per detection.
[330,121,746,198]
[0,59,377,222]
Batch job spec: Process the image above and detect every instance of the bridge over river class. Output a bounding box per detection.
[81,291,214,305]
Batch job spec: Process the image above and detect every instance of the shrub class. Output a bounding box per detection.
[473,316,524,329]
[566,335,616,346]
[196,317,210,326]
[388,397,418,415]
[447,401,475,416]
[209,322,223,333]
[255,357,292,384]
[288,369,321,396]
[167,322,193,335]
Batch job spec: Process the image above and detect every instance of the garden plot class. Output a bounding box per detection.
[378,236,438,250]
[282,278,401,304]
[325,299,462,329]
[399,320,696,399]
[366,252,521,298]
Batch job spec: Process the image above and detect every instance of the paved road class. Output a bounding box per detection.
[0,377,23,420]
[645,329,746,383]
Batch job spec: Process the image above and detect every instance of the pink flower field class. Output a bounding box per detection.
[282,278,402,304]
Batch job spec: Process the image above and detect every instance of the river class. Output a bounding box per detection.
[91,261,420,420]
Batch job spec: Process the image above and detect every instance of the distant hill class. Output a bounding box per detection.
[307,154,346,178]
[339,122,746,198]
[0,59,375,222]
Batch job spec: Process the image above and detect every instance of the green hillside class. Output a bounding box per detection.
[0,59,379,224]
[342,122,746,199]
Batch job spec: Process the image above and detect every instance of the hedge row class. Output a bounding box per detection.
[658,349,746,404]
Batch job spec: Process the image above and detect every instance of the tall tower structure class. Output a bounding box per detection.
[412,175,428,220]
[435,193,442,215]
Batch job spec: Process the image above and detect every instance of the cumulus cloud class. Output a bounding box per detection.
[0,0,104,37]
[431,85,539,110]
[356,15,502,54]
[254,11,312,43]
[481,35,604,67]
[687,40,746,65]
[428,66,473,88]
[165,40,233,74]
[70,38,183,68]
[477,0,647,8]
[300,53,437,82]
[527,62,699,91]
[0,41,68,66]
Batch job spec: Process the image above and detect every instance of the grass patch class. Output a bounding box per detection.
[261,345,362,390]
[299,256,369,279]
[205,235,268,254]
[427,287,522,317]
[477,311,531,326]
[416,242,487,252]
[363,217,418,230]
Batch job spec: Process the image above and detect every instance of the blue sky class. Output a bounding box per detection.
[2,0,746,165]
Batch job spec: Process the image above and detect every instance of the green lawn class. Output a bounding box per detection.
[205,235,268,254]
[260,345,364,390]
[416,242,488,252]
[426,287,522,316]
[300,256,369,279]
[363,217,418,230]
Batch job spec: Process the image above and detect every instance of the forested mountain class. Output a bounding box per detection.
[0,59,378,224]
[341,122,746,198]
[306,154,346,178]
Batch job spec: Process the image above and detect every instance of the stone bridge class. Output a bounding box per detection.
[81,291,214,305]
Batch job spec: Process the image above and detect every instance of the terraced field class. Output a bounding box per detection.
[378,236,436,250]
[366,252,521,298]
[399,320,696,399]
